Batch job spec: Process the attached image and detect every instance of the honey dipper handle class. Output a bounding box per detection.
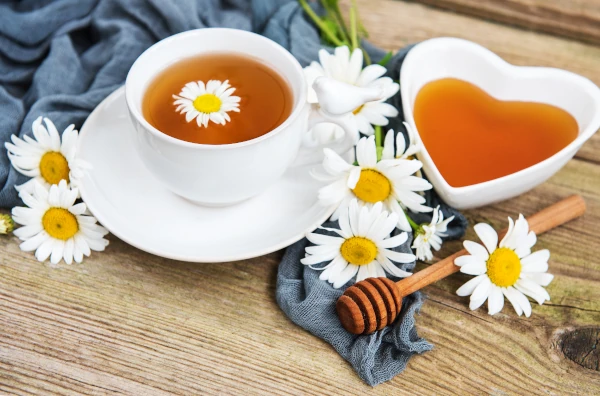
[396,195,586,298]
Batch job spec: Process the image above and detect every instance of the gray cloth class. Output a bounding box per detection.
[0,0,468,386]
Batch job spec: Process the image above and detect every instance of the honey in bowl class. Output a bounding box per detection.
[143,53,293,145]
[413,78,579,187]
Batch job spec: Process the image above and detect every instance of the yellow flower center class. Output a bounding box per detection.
[352,105,364,115]
[42,208,79,240]
[193,94,222,113]
[340,236,378,266]
[352,169,392,203]
[486,247,521,287]
[39,152,70,185]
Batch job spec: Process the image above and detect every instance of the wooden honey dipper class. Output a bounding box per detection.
[336,195,587,335]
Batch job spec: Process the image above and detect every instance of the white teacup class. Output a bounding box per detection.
[126,28,375,206]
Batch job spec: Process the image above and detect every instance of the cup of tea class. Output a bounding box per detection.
[125,28,380,206]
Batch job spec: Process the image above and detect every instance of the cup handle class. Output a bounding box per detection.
[291,104,358,167]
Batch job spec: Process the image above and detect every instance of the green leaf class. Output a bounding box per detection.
[378,51,393,67]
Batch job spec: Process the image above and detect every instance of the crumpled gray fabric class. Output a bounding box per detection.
[0,0,468,386]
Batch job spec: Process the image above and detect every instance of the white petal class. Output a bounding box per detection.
[474,223,498,254]
[381,248,415,264]
[515,279,550,304]
[454,255,484,267]
[50,239,65,265]
[332,264,359,289]
[505,287,531,317]
[521,272,554,287]
[487,286,504,315]
[377,232,408,249]
[356,136,377,168]
[356,64,387,86]
[456,274,486,297]
[471,276,492,302]
[306,232,344,246]
[382,130,395,160]
[19,232,48,252]
[460,261,487,276]
[377,254,412,278]
[322,148,353,175]
[463,240,490,261]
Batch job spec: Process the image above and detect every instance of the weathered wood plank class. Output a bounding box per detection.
[1,156,599,395]
[403,0,600,46]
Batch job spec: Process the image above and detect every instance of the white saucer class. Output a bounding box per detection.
[78,87,335,262]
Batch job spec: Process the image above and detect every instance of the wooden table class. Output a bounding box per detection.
[1,0,599,394]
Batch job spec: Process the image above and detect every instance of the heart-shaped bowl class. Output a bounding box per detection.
[400,37,600,209]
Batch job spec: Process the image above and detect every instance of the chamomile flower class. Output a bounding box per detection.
[0,214,14,235]
[5,116,88,194]
[304,46,399,135]
[455,215,554,317]
[301,199,414,288]
[173,80,240,127]
[12,180,109,265]
[412,206,454,261]
[313,135,432,232]
[382,122,420,160]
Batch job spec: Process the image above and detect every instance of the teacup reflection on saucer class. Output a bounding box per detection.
[77,87,335,262]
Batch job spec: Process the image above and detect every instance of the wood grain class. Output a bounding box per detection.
[405,0,600,46]
[1,0,600,394]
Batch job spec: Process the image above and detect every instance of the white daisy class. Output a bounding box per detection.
[455,215,554,317]
[0,214,14,235]
[412,206,454,261]
[12,180,109,265]
[173,79,241,128]
[381,122,420,160]
[301,199,414,288]
[304,46,399,135]
[5,116,89,194]
[313,135,432,232]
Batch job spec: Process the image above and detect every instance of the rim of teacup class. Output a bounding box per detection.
[125,28,307,150]
[400,37,600,195]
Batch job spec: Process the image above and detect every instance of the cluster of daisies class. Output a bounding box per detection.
[3,117,108,265]
[301,46,553,317]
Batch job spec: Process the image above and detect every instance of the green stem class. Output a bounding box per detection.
[328,1,351,45]
[362,48,371,65]
[299,0,344,47]
[374,125,383,148]
[406,213,420,231]
[349,6,358,51]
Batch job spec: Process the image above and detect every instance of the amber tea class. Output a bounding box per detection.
[143,53,293,145]
[414,78,578,187]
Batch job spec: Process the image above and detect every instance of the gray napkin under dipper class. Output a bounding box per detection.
[0,0,468,386]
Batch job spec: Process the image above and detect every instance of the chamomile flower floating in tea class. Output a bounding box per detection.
[0,214,14,235]
[5,117,88,194]
[313,135,432,232]
[301,199,414,288]
[455,215,553,317]
[172,79,241,128]
[412,206,454,261]
[304,46,399,136]
[12,180,109,265]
